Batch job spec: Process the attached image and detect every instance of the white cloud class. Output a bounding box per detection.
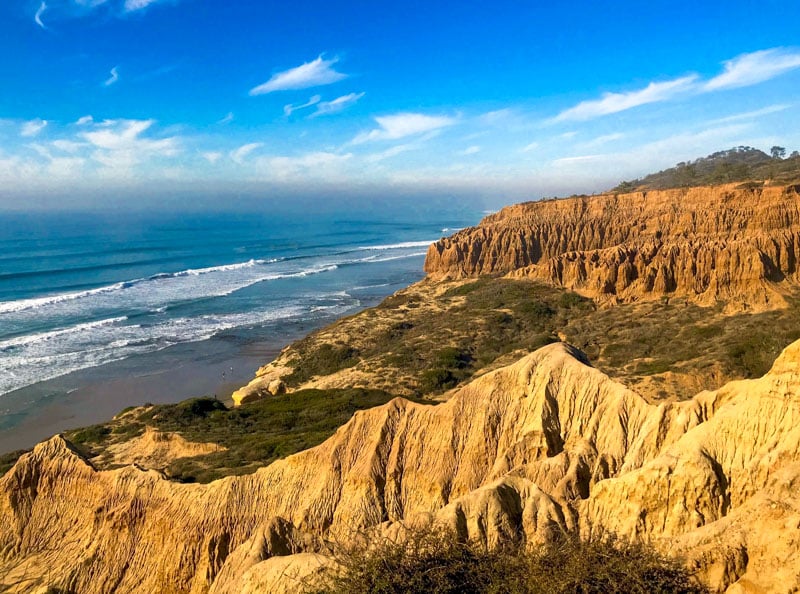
[284,95,321,117]
[34,2,47,29]
[704,48,800,91]
[365,143,418,163]
[202,151,222,164]
[353,112,457,143]
[549,123,754,178]
[250,56,347,95]
[217,112,234,125]
[52,139,85,153]
[124,0,162,11]
[581,132,625,148]
[21,119,48,137]
[480,109,515,124]
[82,118,180,171]
[552,75,698,122]
[76,115,94,125]
[552,154,606,166]
[104,66,119,87]
[230,142,264,164]
[521,141,539,153]
[258,151,352,181]
[459,145,481,155]
[73,0,110,7]
[46,156,86,177]
[310,92,365,118]
[707,104,791,125]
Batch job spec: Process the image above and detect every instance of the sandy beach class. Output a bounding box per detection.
[0,331,305,453]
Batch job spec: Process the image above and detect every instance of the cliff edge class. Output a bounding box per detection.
[425,184,800,310]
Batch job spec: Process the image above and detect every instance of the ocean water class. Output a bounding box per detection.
[0,206,480,425]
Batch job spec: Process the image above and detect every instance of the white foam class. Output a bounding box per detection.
[0,299,359,397]
[357,240,435,250]
[0,260,336,319]
[0,317,128,350]
[0,281,134,314]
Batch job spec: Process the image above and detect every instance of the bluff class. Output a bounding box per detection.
[425,184,800,309]
[4,340,800,592]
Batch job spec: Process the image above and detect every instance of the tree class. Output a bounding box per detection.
[771,146,786,160]
[790,150,799,159]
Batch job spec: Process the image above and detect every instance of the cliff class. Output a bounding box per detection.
[425,184,800,310]
[4,340,800,592]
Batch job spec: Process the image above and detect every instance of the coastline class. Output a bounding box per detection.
[0,311,361,453]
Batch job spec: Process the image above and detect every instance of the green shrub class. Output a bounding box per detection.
[285,343,361,385]
[0,449,29,477]
[420,368,459,392]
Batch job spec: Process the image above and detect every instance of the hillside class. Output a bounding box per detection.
[613,146,800,190]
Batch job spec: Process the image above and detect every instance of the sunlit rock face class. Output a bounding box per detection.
[426,184,800,311]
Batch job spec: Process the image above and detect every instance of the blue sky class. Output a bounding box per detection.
[2,0,800,208]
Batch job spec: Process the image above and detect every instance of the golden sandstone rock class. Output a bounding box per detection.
[3,340,800,592]
[425,185,800,311]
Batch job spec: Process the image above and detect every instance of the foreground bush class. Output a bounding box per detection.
[318,526,707,594]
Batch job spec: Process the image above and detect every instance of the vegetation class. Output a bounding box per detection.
[318,525,707,593]
[283,278,594,396]
[613,146,800,191]
[64,388,422,483]
[562,294,800,398]
[0,449,30,476]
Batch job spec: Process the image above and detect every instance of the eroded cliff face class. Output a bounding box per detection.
[4,340,800,593]
[425,185,800,309]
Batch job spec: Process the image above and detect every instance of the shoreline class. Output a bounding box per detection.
[0,321,321,454]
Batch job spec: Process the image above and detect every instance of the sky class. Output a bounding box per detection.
[2,0,800,210]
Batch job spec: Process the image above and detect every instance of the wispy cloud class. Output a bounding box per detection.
[250,55,347,95]
[217,112,235,125]
[21,119,48,137]
[580,132,625,148]
[76,115,94,125]
[230,142,264,164]
[52,139,85,153]
[549,48,800,125]
[310,92,364,118]
[353,113,457,143]
[552,75,698,122]
[124,0,163,11]
[707,104,791,125]
[258,151,353,181]
[82,118,180,171]
[201,151,222,164]
[521,141,539,153]
[459,145,481,155]
[704,48,800,91]
[284,95,321,117]
[34,2,47,29]
[365,143,419,163]
[103,66,120,87]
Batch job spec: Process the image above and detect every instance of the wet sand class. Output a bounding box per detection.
[0,333,300,453]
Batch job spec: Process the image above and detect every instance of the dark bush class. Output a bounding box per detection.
[320,526,708,594]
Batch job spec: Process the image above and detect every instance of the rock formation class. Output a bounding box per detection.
[425,184,800,310]
[4,339,800,592]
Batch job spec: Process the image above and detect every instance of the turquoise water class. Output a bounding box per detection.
[0,207,481,404]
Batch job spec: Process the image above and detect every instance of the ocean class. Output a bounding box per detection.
[0,205,482,448]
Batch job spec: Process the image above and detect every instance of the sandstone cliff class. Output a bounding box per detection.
[4,340,800,592]
[425,185,800,310]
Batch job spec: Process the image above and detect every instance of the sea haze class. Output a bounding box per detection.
[0,205,480,432]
